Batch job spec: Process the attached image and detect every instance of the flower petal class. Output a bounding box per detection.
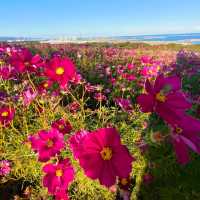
[172,136,190,165]
[137,94,154,113]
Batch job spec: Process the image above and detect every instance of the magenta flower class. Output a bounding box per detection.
[125,74,136,81]
[137,74,191,124]
[70,73,83,85]
[51,118,72,135]
[38,80,53,94]
[0,106,15,127]
[69,130,90,159]
[127,63,135,70]
[140,64,160,78]
[9,48,42,73]
[94,93,107,101]
[141,55,152,64]
[0,66,14,80]
[29,128,65,162]
[44,56,76,88]
[67,101,80,113]
[170,115,200,165]
[43,158,74,195]
[69,127,134,187]
[22,87,38,106]
[115,98,133,113]
[85,83,97,93]
[0,160,11,176]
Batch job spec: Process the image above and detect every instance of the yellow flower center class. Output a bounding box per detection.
[0,60,4,65]
[100,147,112,160]
[43,83,49,88]
[175,127,183,134]
[55,169,63,177]
[59,124,65,130]
[1,111,8,117]
[55,67,65,75]
[121,178,128,185]
[155,92,166,102]
[46,139,53,148]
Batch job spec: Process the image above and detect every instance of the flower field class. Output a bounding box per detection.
[0,42,200,200]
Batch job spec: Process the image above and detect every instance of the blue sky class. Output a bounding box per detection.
[1,0,200,37]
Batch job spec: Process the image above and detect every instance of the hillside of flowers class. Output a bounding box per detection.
[0,42,200,200]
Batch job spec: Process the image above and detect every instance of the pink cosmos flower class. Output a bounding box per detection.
[115,98,133,113]
[0,106,15,127]
[125,74,136,81]
[137,74,191,124]
[85,83,97,93]
[22,88,38,106]
[127,63,134,70]
[0,160,11,176]
[94,93,107,101]
[70,73,84,85]
[38,80,53,94]
[67,101,80,113]
[43,158,74,195]
[51,118,72,135]
[44,56,76,88]
[69,130,90,159]
[69,127,134,187]
[141,55,152,64]
[117,66,124,75]
[9,48,42,73]
[0,66,15,80]
[29,128,65,162]
[170,115,200,165]
[110,78,116,86]
[140,65,160,78]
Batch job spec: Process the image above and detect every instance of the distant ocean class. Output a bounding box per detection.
[112,33,200,44]
[1,33,200,44]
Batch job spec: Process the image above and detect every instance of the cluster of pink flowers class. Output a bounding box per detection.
[0,160,11,176]
[140,55,162,78]
[28,125,135,198]
[115,98,133,113]
[137,74,200,164]
[29,118,74,199]
[0,45,78,92]
[1,42,200,198]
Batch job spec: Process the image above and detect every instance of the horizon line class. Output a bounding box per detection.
[1,32,200,39]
